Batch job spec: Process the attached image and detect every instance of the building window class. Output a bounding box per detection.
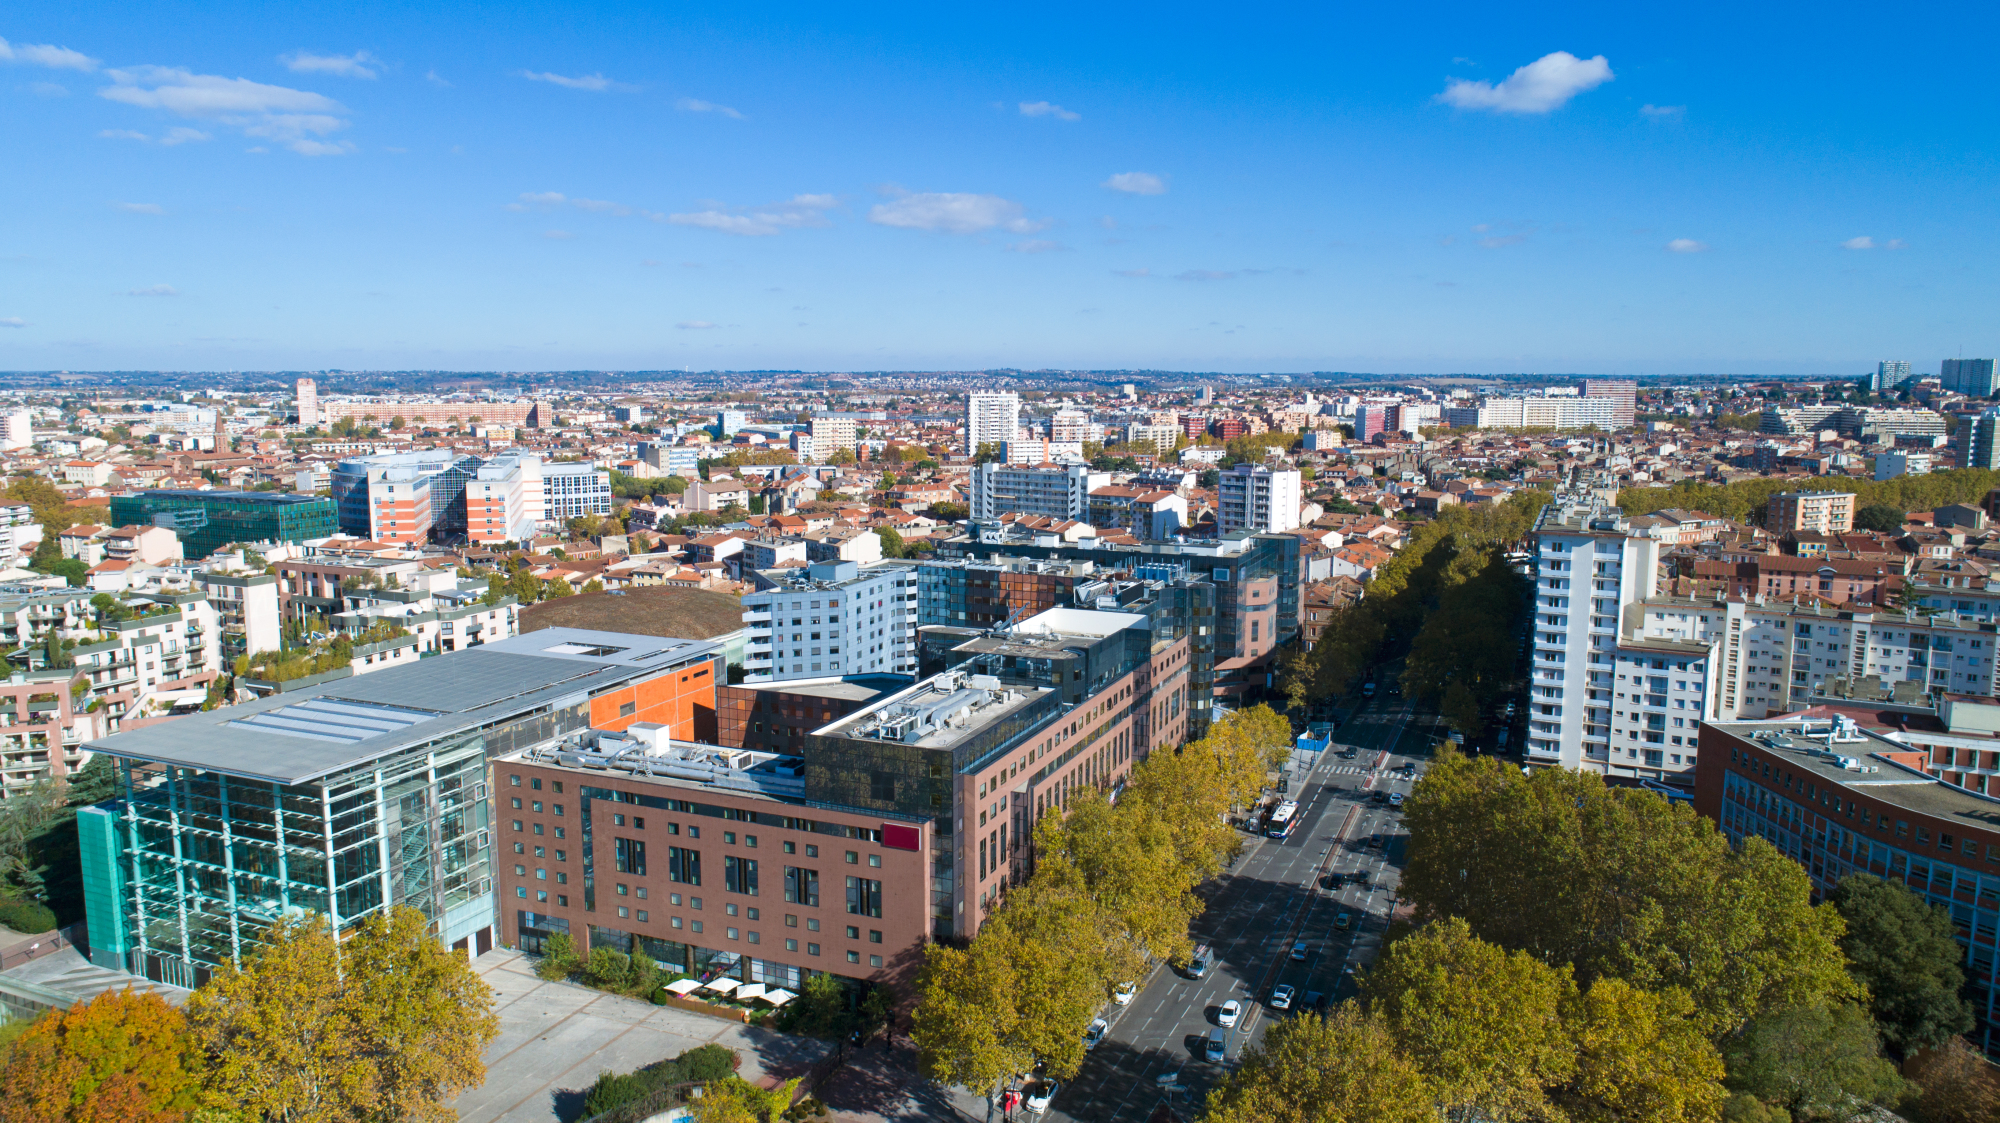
[846,877,882,918]
[615,838,647,876]
[726,856,759,895]
[669,847,702,885]
[784,866,820,906]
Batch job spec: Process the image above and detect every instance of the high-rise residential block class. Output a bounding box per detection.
[1354,405,1388,442]
[1944,358,2000,398]
[1216,464,1302,534]
[1873,360,1914,392]
[0,409,34,452]
[1582,379,1637,428]
[741,560,918,682]
[295,377,318,427]
[965,391,1021,457]
[807,414,857,461]
[1766,490,1856,534]
[1970,408,2000,470]
[970,463,1108,522]
[1527,497,1662,772]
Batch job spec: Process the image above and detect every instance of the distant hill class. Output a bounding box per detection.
[519,587,743,640]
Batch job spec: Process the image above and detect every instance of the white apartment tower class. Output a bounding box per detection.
[808,414,857,461]
[740,560,919,682]
[0,410,32,452]
[1216,464,1302,534]
[1527,497,1662,773]
[296,378,318,427]
[965,391,1021,457]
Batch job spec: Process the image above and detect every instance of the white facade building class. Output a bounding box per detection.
[0,410,33,452]
[741,560,918,682]
[541,460,613,523]
[1216,464,1302,534]
[1527,497,1662,773]
[965,391,1022,456]
[1445,396,1618,431]
[970,462,1108,522]
[296,378,318,427]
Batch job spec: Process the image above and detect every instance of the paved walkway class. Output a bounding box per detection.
[814,1033,985,1123]
[452,951,830,1123]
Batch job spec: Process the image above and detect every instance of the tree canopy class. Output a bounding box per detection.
[1829,873,1975,1054]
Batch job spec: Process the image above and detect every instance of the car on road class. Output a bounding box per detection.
[1362,682,1376,697]
[1205,1027,1227,1062]
[1304,990,1326,1012]
[1269,984,1295,1010]
[1334,912,1352,931]
[1083,1018,1108,1050]
[1025,1080,1058,1114]
[1319,872,1340,890]
[1112,981,1136,1005]
[1290,939,1309,961]
[1388,792,1404,808]
[1351,869,1371,886]
[1218,1000,1240,1028]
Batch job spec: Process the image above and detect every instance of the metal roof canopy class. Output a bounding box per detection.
[85,628,720,786]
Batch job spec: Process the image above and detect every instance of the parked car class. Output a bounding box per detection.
[1205,1027,1226,1063]
[1026,1080,1058,1114]
[1083,1018,1108,1050]
[1305,990,1326,1011]
[1112,981,1136,1005]
[1269,984,1295,1010]
[1319,872,1340,890]
[1334,912,1352,931]
[1218,1000,1240,1028]
[1388,792,1404,808]
[1290,940,1309,961]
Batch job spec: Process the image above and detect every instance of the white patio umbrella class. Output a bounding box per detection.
[665,978,703,995]
[735,982,767,1000]
[760,988,796,1006]
[701,977,742,995]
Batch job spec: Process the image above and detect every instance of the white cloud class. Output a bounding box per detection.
[113,202,164,214]
[1436,51,1613,114]
[668,196,832,236]
[676,97,744,119]
[1019,100,1080,121]
[1886,238,1907,250]
[1009,239,1067,254]
[1640,103,1685,119]
[99,128,150,142]
[868,191,1044,234]
[570,197,632,215]
[1479,234,1527,249]
[1102,171,1166,196]
[282,50,379,79]
[28,81,67,96]
[0,36,97,71]
[1842,236,1876,250]
[426,69,451,87]
[0,318,25,328]
[99,126,212,145]
[520,70,621,91]
[676,320,717,330]
[124,284,179,296]
[1113,268,1151,278]
[1176,269,1236,281]
[99,66,352,154]
[1666,238,1708,253]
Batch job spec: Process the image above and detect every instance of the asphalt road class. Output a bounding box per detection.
[1036,688,1441,1123]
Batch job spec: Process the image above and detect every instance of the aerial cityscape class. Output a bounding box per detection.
[2,5,1997,1123]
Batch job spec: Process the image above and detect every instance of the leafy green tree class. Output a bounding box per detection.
[187,905,499,1123]
[585,946,630,989]
[1829,873,1975,1054]
[876,526,907,559]
[1363,917,1577,1121]
[1905,1035,2000,1123]
[1853,504,1905,533]
[1720,1002,1908,1122]
[1200,1005,1439,1123]
[536,932,580,981]
[1399,749,1855,1035]
[1556,978,1727,1123]
[509,569,543,604]
[0,988,200,1121]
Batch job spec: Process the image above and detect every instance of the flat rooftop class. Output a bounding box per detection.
[85,628,719,785]
[748,675,908,703]
[1709,719,2000,833]
[818,672,1049,752]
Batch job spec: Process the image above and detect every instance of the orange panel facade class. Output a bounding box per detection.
[590,655,721,740]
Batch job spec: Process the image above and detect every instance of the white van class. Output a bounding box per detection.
[1205,1027,1226,1063]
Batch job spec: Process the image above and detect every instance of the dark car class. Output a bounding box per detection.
[1319,872,1341,890]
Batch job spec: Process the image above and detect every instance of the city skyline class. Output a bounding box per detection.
[3,2,1996,373]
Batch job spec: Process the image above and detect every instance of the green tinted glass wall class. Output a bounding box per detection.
[109,491,338,560]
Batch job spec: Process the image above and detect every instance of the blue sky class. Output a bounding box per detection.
[2,2,1995,374]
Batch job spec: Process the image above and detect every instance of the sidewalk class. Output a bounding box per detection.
[816,1032,987,1123]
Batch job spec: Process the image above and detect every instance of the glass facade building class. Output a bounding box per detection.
[77,629,721,986]
[109,490,337,561]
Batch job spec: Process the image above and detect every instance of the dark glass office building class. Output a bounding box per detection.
[110,490,338,560]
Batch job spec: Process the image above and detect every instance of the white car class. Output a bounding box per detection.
[1026,1080,1058,1114]
[1112,981,1137,1005]
[1269,984,1295,1010]
[1083,1018,1108,1050]
[1218,999,1240,1028]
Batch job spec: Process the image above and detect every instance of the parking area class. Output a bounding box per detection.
[450,950,832,1123]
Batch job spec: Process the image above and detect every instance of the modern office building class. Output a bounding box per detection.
[915,557,1095,630]
[715,410,748,438]
[542,460,614,523]
[969,463,1107,522]
[1767,490,1856,535]
[330,450,586,543]
[1581,380,1638,429]
[1944,359,2000,398]
[1526,495,1664,773]
[639,443,701,479]
[1876,450,1936,481]
[109,490,338,562]
[77,628,725,987]
[1696,716,2000,1056]
[1216,464,1302,534]
[964,392,1021,457]
[740,561,920,684]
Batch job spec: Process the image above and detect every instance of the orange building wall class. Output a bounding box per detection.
[591,655,721,740]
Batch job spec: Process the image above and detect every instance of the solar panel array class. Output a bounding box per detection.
[227,697,438,745]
